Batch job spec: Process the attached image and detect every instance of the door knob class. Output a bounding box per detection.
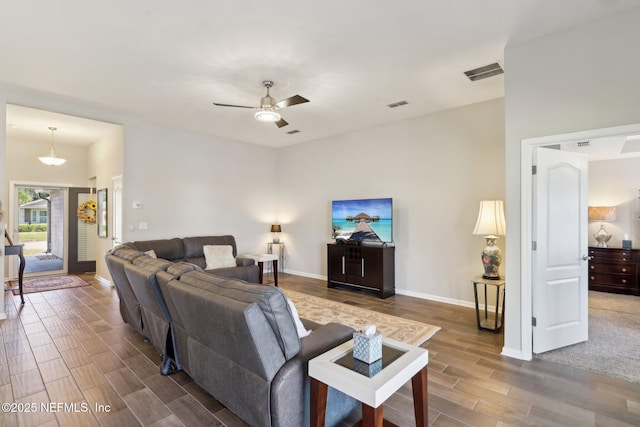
[582,254,590,261]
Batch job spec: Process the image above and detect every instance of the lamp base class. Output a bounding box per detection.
[594,224,611,248]
[481,236,502,280]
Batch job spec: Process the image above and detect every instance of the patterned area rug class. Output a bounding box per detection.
[11,275,91,295]
[283,289,440,346]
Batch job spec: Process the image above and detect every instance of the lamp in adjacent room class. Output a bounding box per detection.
[271,224,282,243]
[472,200,506,279]
[38,126,66,166]
[588,206,616,248]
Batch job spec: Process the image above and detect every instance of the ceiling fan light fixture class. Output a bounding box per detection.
[39,126,66,166]
[255,108,281,123]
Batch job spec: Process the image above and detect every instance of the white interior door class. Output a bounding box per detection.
[532,146,589,354]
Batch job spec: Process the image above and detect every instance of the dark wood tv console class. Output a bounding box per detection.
[327,243,395,298]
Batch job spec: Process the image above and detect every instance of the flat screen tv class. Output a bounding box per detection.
[332,198,393,244]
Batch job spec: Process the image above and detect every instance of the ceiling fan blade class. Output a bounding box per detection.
[274,95,309,109]
[275,118,289,128]
[212,102,256,109]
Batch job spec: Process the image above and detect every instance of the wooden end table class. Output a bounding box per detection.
[471,275,505,332]
[243,253,279,286]
[309,337,428,426]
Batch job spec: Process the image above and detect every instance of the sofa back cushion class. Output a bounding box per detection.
[176,271,300,360]
[183,235,238,269]
[126,238,185,262]
[110,246,145,262]
[166,262,202,276]
[132,255,173,272]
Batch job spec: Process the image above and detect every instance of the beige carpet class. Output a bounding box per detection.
[283,289,440,346]
[535,290,640,383]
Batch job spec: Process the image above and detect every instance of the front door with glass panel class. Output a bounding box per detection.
[68,187,97,274]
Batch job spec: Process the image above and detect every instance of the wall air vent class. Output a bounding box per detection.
[576,141,590,147]
[286,130,300,135]
[464,62,504,81]
[387,100,408,108]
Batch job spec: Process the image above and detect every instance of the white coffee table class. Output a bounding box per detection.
[243,253,279,286]
[309,336,429,426]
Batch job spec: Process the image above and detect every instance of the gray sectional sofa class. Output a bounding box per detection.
[105,235,358,427]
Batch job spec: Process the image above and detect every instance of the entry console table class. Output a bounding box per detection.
[327,243,395,298]
[4,230,25,304]
[588,247,640,295]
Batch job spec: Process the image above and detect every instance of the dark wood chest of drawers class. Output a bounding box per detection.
[588,247,640,295]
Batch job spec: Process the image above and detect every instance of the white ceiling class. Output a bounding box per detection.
[2,1,640,148]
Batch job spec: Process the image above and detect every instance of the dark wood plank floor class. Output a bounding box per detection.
[2,273,639,426]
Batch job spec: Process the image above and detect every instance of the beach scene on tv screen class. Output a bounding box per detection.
[332,198,392,242]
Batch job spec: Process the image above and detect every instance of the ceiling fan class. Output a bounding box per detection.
[212,80,309,128]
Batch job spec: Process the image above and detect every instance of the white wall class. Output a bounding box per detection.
[6,139,89,186]
[2,83,503,310]
[589,157,640,248]
[0,101,5,319]
[121,120,278,255]
[1,84,279,295]
[504,7,640,358]
[277,98,505,304]
[88,127,124,281]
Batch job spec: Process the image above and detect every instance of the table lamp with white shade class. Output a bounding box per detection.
[472,200,506,279]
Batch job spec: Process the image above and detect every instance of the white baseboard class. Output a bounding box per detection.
[394,288,476,309]
[94,274,113,287]
[284,269,326,281]
[501,347,531,361]
[283,272,477,309]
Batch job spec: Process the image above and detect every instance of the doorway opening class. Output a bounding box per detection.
[521,122,640,361]
[12,184,67,277]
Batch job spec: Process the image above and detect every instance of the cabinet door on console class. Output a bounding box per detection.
[358,246,382,287]
[327,244,347,283]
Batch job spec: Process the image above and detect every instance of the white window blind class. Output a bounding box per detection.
[77,193,97,262]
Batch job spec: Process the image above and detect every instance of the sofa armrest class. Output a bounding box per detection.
[236,256,255,267]
[298,322,354,364]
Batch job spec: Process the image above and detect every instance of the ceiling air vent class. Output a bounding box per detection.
[464,62,504,81]
[387,100,408,108]
[576,141,590,147]
[287,130,300,135]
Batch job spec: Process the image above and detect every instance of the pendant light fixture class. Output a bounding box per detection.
[39,126,66,166]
